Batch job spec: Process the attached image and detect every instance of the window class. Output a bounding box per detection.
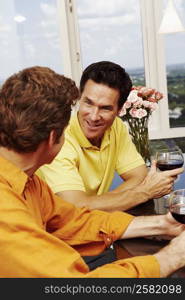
[73,0,185,140]
[76,0,145,85]
[0,0,64,85]
[163,0,185,128]
[1,0,185,141]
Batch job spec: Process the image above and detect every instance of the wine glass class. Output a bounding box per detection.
[169,189,185,224]
[156,148,184,208]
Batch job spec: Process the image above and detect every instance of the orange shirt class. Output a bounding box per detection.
[0,156,160,277]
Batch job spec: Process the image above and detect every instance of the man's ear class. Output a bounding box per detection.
[48,130,57,147]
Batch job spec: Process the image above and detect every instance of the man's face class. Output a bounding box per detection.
[78,79,120,146]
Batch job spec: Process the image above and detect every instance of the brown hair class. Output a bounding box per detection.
[80,61,132,109]
[0,66,79,152]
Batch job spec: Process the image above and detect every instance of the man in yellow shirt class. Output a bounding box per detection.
[40,61,178,211]
[0,65,185,278]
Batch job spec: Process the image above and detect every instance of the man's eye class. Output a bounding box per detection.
[83,100,89,104]
[103,107,112,111]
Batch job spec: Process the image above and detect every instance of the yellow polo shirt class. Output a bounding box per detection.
[39,113,144,195]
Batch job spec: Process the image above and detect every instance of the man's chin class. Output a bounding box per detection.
[85,127,104,135]
[86,131,101,139]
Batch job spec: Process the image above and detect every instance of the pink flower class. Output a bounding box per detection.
[127,90,139,103]
[121,85,163,120]
[129,108,138,118]
[133,99,143,108]
[136,108,148,119]
[124,101,132,109]
[155,91,163,101]
[149,103,158,111]
[148,97,157,103]
[138,88,155,98]
[142,100,150,108]
[119,106,126,117]
[129,108,147,119]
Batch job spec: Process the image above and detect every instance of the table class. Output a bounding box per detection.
[114,198,185,278]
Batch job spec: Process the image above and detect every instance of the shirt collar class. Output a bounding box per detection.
[70,112,111,150]
[0,155,28,195]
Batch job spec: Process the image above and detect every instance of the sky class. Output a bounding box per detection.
[0,0,185,81]
[76,0,185,69]
[76,0,144,70]
[0,0,63,80]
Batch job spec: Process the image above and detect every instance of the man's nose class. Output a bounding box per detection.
[90,107,101,121]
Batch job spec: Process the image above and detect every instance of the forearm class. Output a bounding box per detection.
[120,212,185,241]
[97,187,150,211]
[111,178,143,193]
[154,238,185,277]
[57,187,150,212]
[112,167,148,193]
[112,165,148,192]
[121,215,168,239]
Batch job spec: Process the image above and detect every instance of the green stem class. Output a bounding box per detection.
[127,116,151,165]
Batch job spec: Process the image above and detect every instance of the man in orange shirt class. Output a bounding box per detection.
[0,66,185,278]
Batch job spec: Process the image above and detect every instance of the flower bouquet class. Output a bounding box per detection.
[120,86,163,165]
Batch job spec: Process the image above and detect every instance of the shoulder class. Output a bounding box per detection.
[55,136,79,162]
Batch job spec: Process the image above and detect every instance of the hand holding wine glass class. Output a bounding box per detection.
[169,189,185,224]
[156,148,184,207]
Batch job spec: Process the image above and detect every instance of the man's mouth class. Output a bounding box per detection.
[85,120,104,130]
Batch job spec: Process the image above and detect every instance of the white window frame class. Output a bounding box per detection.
[140,0,185,140]
[57,0,82,86]
[62,0,185,140]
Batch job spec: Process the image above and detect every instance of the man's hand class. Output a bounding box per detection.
[122,211,185,277]
[141,160,184,199]
[121,212,185,240]
[154,227,185,277]
[163,212,185,236]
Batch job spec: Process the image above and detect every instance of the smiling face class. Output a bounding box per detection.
[78,79,120,147]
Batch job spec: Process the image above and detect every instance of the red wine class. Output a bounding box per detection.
[171,212,185,224]
[170,203,185,224]
[157,160,183,171]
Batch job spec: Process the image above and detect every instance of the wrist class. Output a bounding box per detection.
[134,184,150,204]
[153,214,176,236]
[154,238,185,277]
[122,215,165,239]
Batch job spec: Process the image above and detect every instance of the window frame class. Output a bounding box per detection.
[57,0,82,86]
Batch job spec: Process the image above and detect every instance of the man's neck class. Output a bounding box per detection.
[88,137,102,148]
[0,147,40,177]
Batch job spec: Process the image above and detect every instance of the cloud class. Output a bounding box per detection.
[77,0,138,19]
[79,13,136,28]
[42,32,57,39]
[40,3,56,16]
[77,0,139,29]
[24,42,36,57]
[40,20,57,28]
[0,24,11,32]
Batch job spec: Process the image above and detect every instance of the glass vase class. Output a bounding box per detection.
[126,116,151,166]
